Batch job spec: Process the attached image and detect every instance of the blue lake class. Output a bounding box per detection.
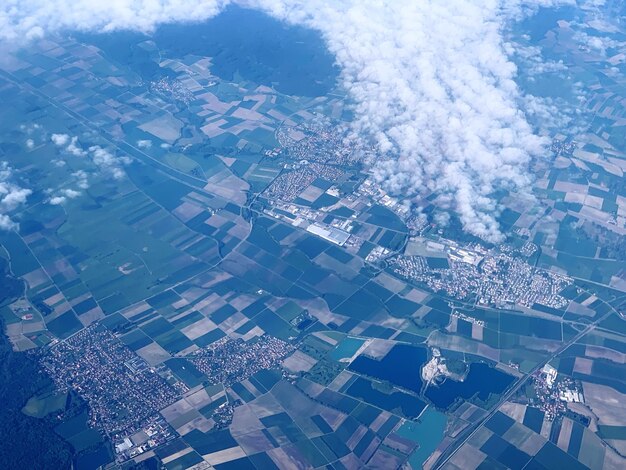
[349,344,427,394]
[347,377,426,419]
[425,362,515,409]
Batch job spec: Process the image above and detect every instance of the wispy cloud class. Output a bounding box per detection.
[51,134,131,179]
[2,0,588,240]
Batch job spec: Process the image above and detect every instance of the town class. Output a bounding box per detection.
[391,244,572,309]
[41,325,180,435]
[189,335,294,387]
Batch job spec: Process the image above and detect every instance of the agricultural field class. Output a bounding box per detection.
[0,3,624,470]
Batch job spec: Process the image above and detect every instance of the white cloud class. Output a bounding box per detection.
[49,196,66,205]
[0,162,31,230]
[67,136,87,156]
[0,186,31,209]
[0,214,17,230]
[0,0,230,42]
[573,30,625,56]
[505,42,568,77]
[0,164,30,211]
[48,187,81,205]
[137,139,152,149]
[1,0,589,240]
[51,133,70,146]
[253,0,560,241]
[63,188,81,198]
[51,134,87,156]
[88,146,132,179]
[73,170,90,189]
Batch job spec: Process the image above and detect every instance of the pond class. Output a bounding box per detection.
[328,336,365,361]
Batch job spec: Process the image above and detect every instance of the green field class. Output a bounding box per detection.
[22,391,68,418]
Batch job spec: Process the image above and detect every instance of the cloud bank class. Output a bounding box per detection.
[1,0,579,241]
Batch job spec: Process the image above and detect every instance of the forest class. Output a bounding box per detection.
[0,259,73,469]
